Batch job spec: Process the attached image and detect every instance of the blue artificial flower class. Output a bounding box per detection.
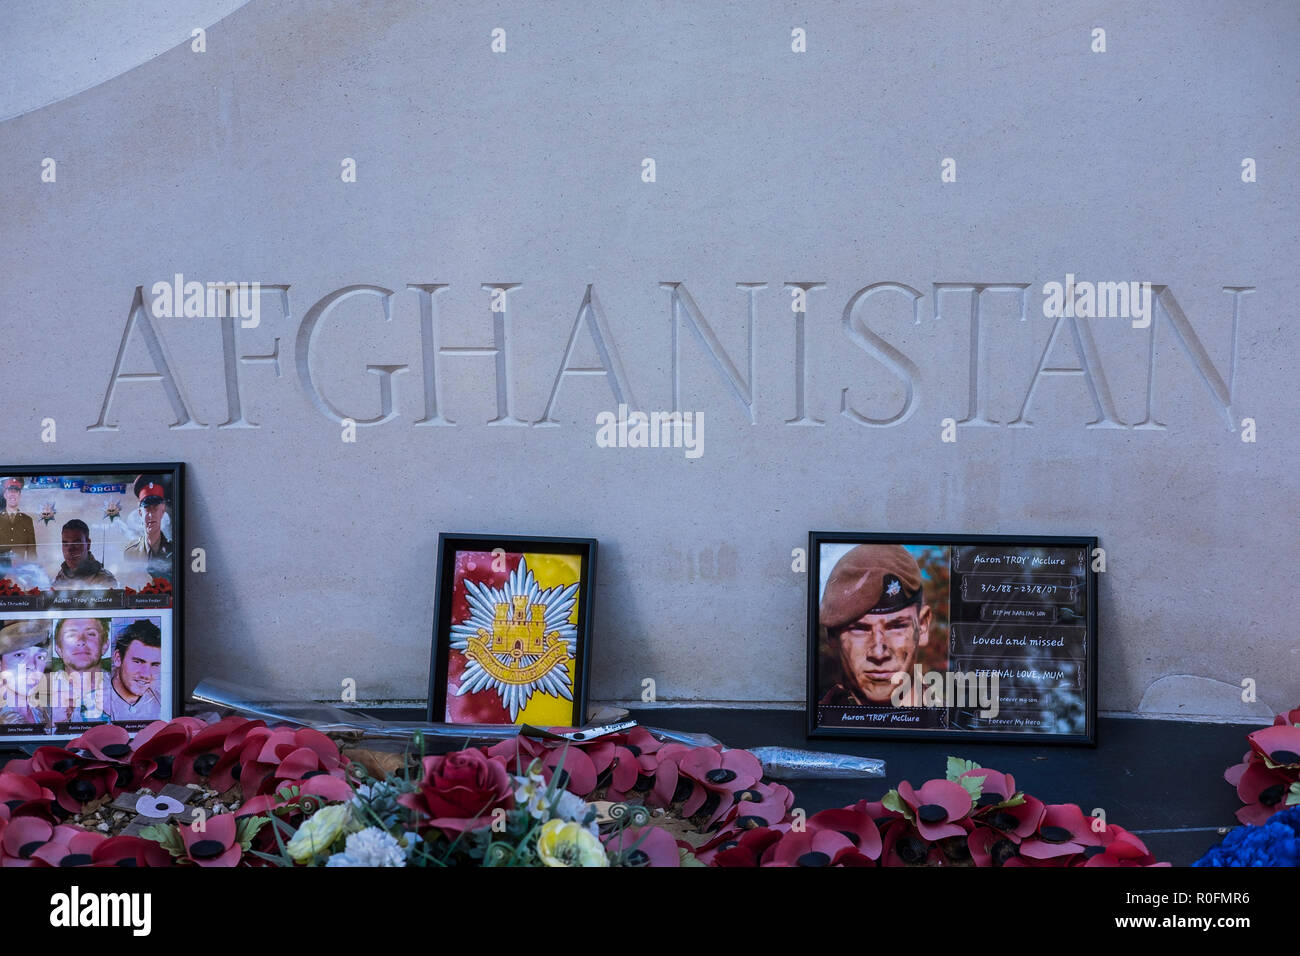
[1194,805,1300,867]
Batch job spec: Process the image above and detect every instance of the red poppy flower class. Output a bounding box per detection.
[30,825,106,867]
[92,834,172,868]
[604,825,682,866]
[621,726,664,756]
[1,816,56,867]
[962,768,1017,805]
[975,792,1045,842]
[592,742,641,794]
[1274,708,1300,728]
[179,813,241,867]
[1247,724,1300,770]
[897,779,974,841]
[706,825,786,866]
[677,748,762,827]
[1080,823,1162,867]
[968,824,1023,867]
[721,781,796,831]
[808,800,883,860]
[765,829,873,867]
[45,764,120,815]
[169,716,250,785]
[485,735,549,775]
[1226,758,1294,825]
[541,745,599,796]
[231,725,349,798]
[128,718,204,791]
[0,771,55,813]
[880,819,944,866]
[634,742,695,806]
[68,724,135,764]
[1018,804,1101,859]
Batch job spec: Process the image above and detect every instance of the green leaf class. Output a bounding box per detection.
[1286,782,1300,807]
[999,792,1026,808]
[881,789,911,820]
[957,774,984,805]
[946,756,981,781]
[236,815,271,851]
[138,823,187,860]
[679,847,706,867]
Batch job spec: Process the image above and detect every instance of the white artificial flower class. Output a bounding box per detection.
[513,772,554,820]
[554,789,589,823]
[325,827,406,867]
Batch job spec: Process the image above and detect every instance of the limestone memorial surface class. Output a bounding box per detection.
[1,0,1296,723]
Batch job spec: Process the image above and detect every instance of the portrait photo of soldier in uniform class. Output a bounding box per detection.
[816,541,951,712]
[0,477,37,568]
[50,519,120,590]
[124,474,174,583]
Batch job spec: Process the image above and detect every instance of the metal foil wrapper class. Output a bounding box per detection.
[748,746,885,779]
[189,678,723,749]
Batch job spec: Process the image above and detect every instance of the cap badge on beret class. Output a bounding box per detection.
[819,544,925,628]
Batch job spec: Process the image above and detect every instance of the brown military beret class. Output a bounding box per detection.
[820,544,923,629]
[0,619,51,657]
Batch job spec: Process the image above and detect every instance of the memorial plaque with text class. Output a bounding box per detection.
[808,532,1096,744]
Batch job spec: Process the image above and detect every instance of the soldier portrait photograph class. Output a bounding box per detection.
[815,542,951,716]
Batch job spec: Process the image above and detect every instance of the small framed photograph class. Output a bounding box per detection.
[808,532,1097,745]
[0,463,183,744]
[428,533,597,726]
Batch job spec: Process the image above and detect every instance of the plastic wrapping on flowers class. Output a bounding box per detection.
[0,715,1174,867]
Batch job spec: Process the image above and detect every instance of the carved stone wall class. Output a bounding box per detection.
[1,1,1296,719]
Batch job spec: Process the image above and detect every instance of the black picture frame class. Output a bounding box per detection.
[807,531,1097,746]
[0,461,183,746]
[428,533,596,727]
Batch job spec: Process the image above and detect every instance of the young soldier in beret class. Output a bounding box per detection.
[819,544,932,707]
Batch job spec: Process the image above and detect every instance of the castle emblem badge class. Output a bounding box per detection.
[450,556,578,720]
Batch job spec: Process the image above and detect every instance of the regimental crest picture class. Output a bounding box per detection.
[452,555,576,720]
[430,535,596,727]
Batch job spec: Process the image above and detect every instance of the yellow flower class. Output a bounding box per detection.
[287,803,353,863]
[535,819,608,867]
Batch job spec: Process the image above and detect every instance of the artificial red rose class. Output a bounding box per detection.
[399,749,514,826]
